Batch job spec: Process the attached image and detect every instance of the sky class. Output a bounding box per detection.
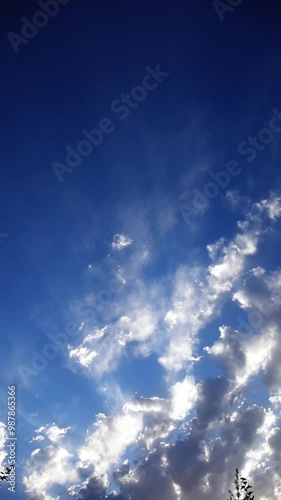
[1,0,281,499]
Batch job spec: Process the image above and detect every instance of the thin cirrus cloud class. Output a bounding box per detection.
[21,192,281,499]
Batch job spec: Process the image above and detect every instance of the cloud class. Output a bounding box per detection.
[256,193,281,221]
[196,376,230,428]
[31,424,71,444]
[117,448,178,500]
[0,422,6,469]
[170,376,198,420]
[71,195,280,372]
[23,444,77,499]
[74,475,107,499]
[68,290,162,378]
[78,412,143,478]
[231,266,281,389]
[69,194,281,378]
[45,425,71,443]
[159,195,277,373]
[23,193,281,499]
[124,395,169,415]
[111,234,133,251]
[113,403,269,500]
[225,190,251,213]
[68,345,98,368]
[30,435,45,444]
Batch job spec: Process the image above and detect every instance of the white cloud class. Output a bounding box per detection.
[68,293,160,378]
[78,412,143,477]
[205,324,275,387]
[30,435,45,444]
[111,234,133,251]
[68,345,98,368]
[159,197,277,373]
[31,424,71,445]
[68,195,281,380]
[45,425,71,443]
[269,391,281,409]
[25,193,281,499]
[23,444,77,499]
[124,396,169,415]
[256,193,281,221]
[170,376,198,420]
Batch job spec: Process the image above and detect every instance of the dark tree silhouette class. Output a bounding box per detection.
[0,467,12,487]
[227,469,255,500]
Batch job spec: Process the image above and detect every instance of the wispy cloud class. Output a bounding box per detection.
[111,233,133,251]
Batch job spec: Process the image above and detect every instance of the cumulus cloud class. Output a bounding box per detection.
[23,193,281,500]
[170,376,198,420]
[230,265,281,390]
[69,194,281,379]
[23,444,78,499]
[78,412,143,478]
[112,402,272,500]
[159,196,274,372]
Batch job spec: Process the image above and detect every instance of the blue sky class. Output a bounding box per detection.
[1,1,281,499]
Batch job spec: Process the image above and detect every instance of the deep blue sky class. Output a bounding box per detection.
[1,1,281,499]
